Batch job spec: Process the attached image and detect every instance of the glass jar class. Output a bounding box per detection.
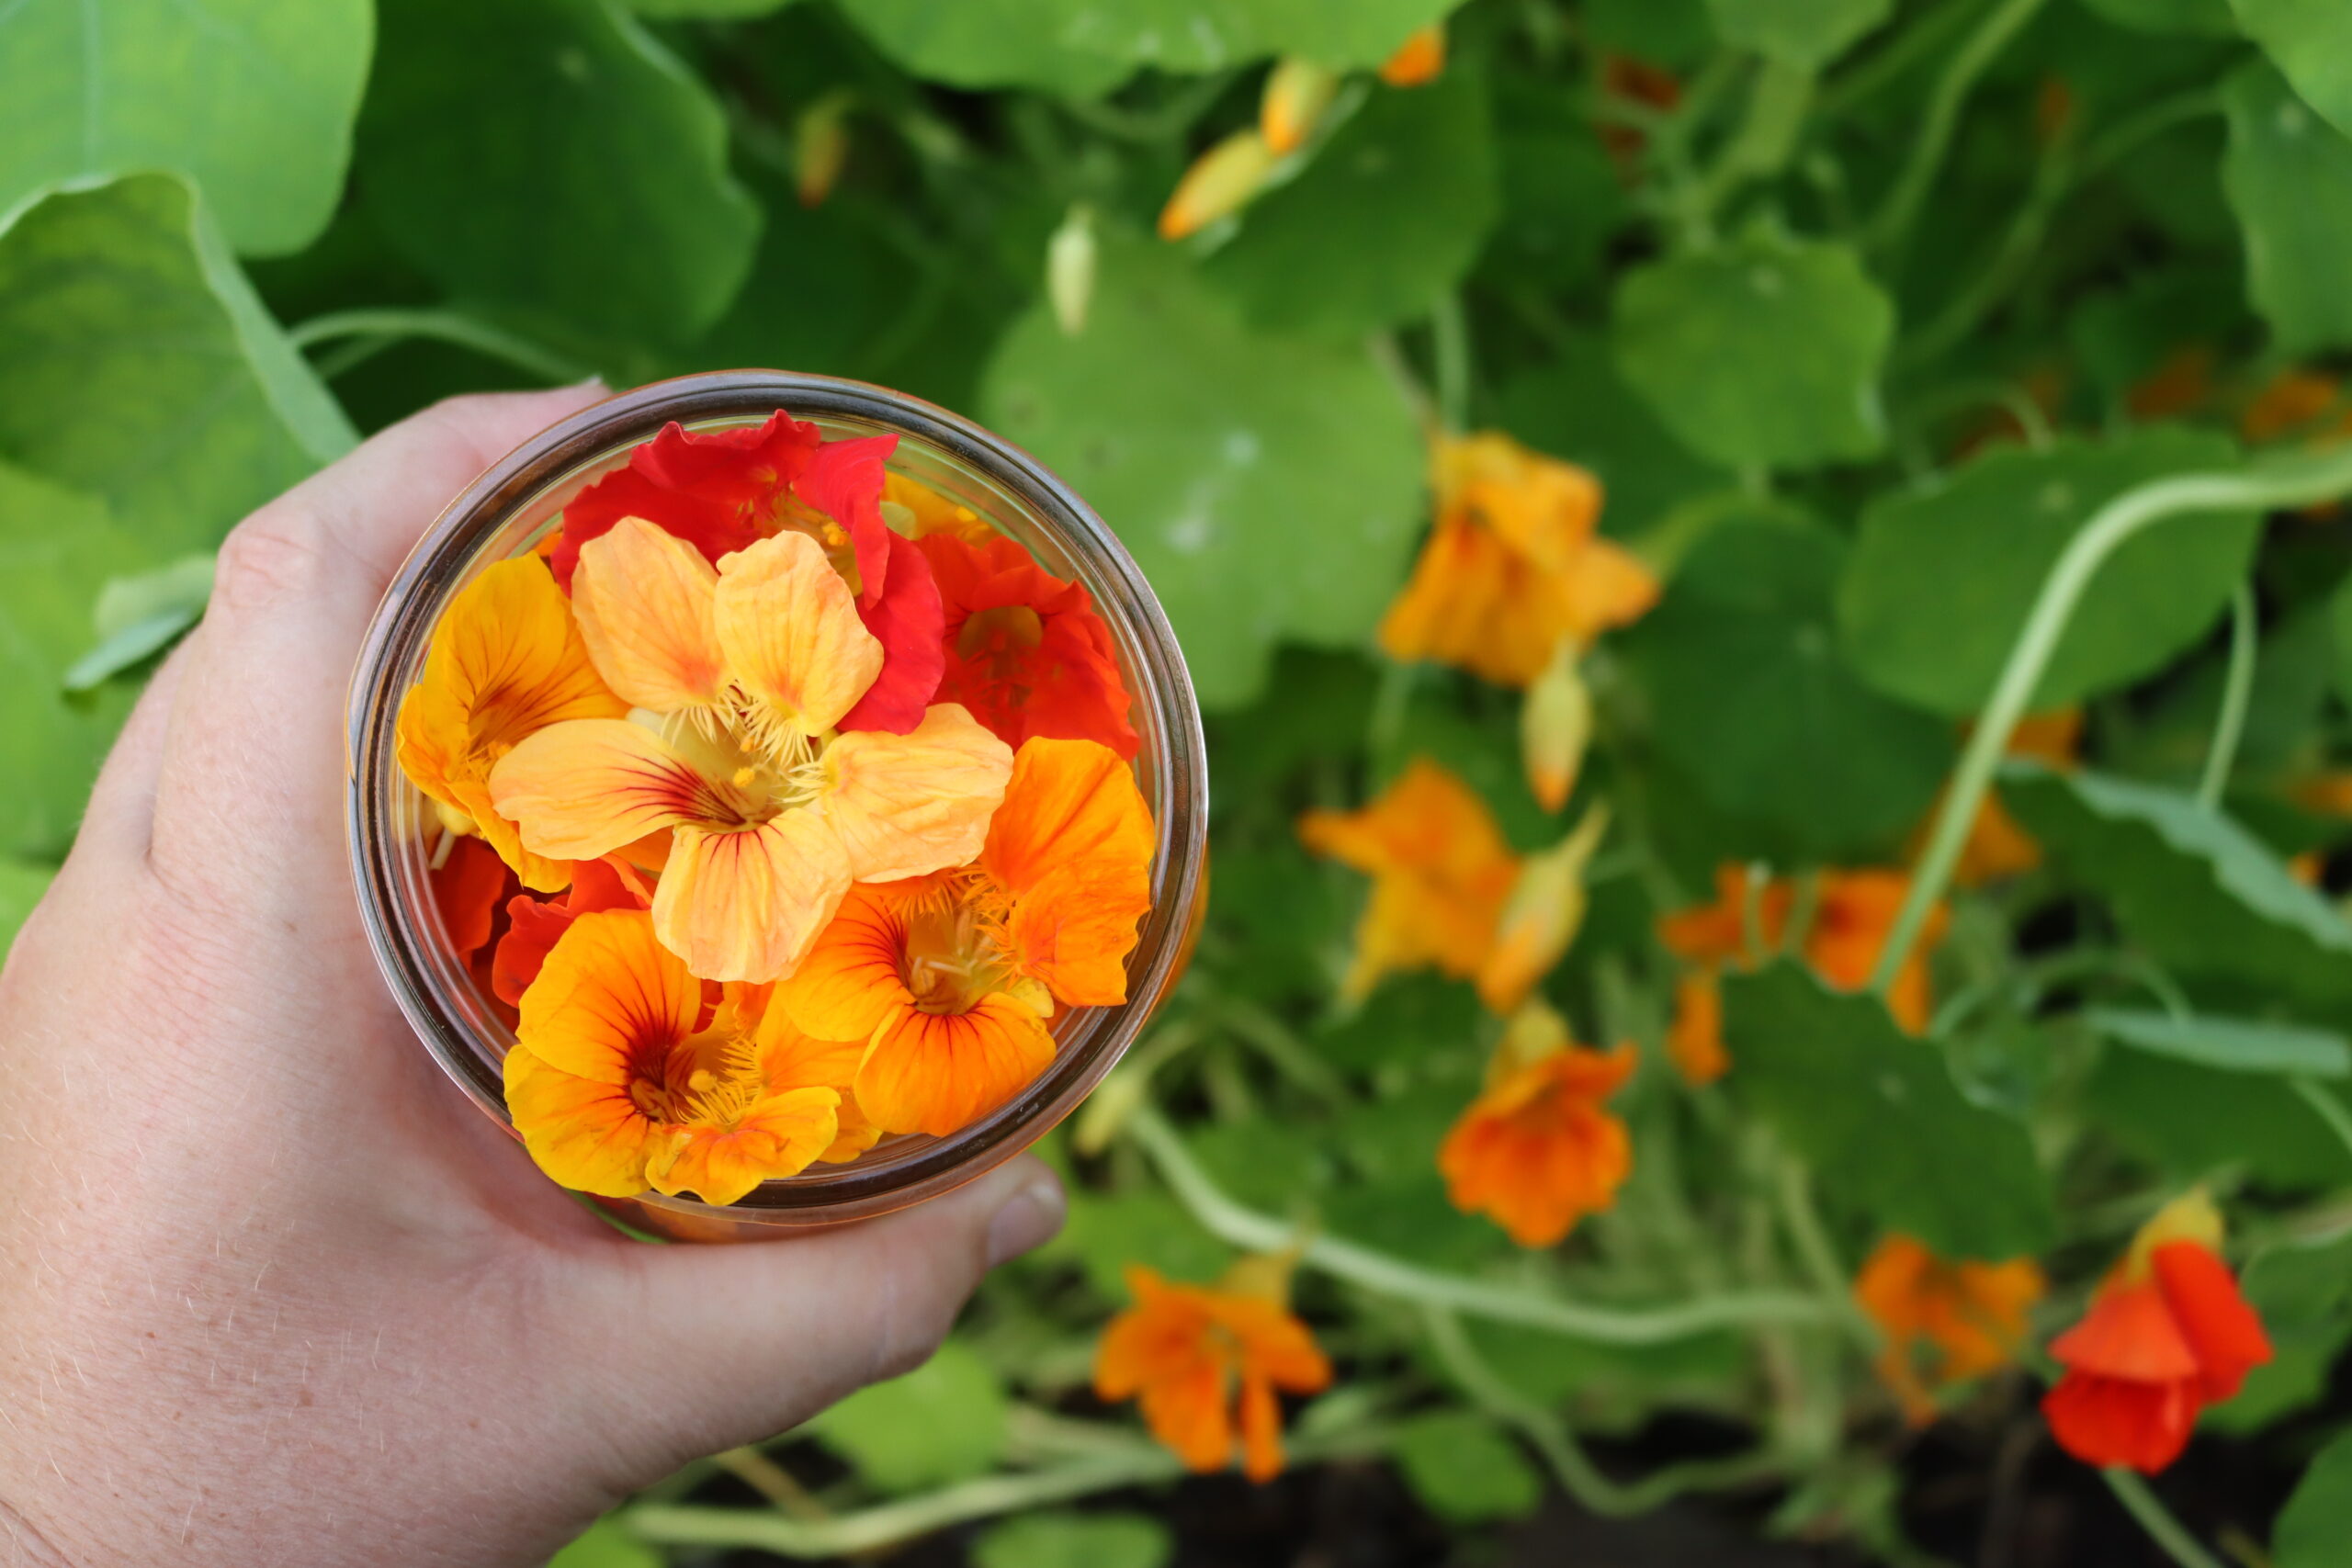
[345,371,1207,1239]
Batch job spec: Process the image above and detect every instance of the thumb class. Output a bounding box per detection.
[565,1156,1066,1469]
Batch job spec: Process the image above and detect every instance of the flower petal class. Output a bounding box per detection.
[514,908,699,1085]
[1008,861,1150,1007]
[2152,1242,2273,1403]
[794,434,898,609]
[712,530,884,738]
[432,835,511,959]
[2049,1279,2200,1382]
[646,1085,842,1204]
[491,717,721,861]
[652,811,853,983]
[920,533,1138,757]
[839,532,946,735]
[491,856,653,1007]
[822,704,1013,882]
[2042,1371,2198,1474]
[854,992,1057,1136]
[982,736,1155,897]
[503,1043,664,1199]
[571,517,728,714]
[775,882,912,1044]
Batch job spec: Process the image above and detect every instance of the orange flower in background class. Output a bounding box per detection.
[1378,24,1446,86]
[1159,129,1276,241]
[1379,432,1657,688]
[1439,1001,1635,1247]
[1658,864,1948,1040]
[2242,368,2351,446]
[1658,863,1790,969]
[395,558,628,893]
[2044,1191,2272,1474]
[1666,972,1727,1086]
[1297,758,1519,1002]
[503,910,844,1203]
[1597,54,1681,167]
[489,518,1011,983]
[917,532,1138,759]
[1933,707,2081,886]
[2125,344,2215,423]
[781,738,1154,1136]
[1855,1235,2045,1425]
[492,854,652,1006]
[1094,1262,1332,1480]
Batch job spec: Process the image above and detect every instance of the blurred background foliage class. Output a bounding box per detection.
[10,0,2352,1563]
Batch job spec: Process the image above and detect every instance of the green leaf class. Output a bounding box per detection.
[546,1517,659,1568]
[808,1339,1009,1494]
[829,0,1132,94]
[2086,1049,2352,1188]
[1618,515,1953,862]
[62,554,215,694]
[628,0,798,14]
[2086,1009,2352,1077]
[1612,229,1894,473]
[0,462,152,859]
[2222,61,2352,355]
[1702,0,1890,67]
[1479,84,1626,296]
[0,175,353,547]
[2273,1428,2352,1568]
[2231,0,2352,139]
[2333,570,2352,704]
[1043,1189,1231,1299]
[0,0,372,256]
[1722,966,2056,1259]
[2209,1229,2352,1431]
[1058,1,1458,72]
[981,231,1422,708]
[971,1511,1172,1568]
[1586,0,1716,68]
[0,858,55,960]
[1837,430,2261,716]
[358,0,761,347]
[1205,75,1498,339]
[1393,1411,1542,1524]
[2087,0,2239,35]
[2003,764,2352,1009]
[1496,333,1730,542]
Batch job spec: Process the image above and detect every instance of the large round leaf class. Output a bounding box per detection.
[982,234,1422,709]
[1059,0,1459,72]
[2087,0,2238,34]
[831,0,1131,94]
[2232,0,2352,139]
[2276,1431,2352,1568]
[1612,230,1894,473]
[0,0,371,257]
[1497,335,1728,541]
[1619,515,1952,860]
[1204,75,1498,339]
[358,0,760,348]
[2222,61,2352,355]
[1702,0,1890,67]
[1837,429,2259,716]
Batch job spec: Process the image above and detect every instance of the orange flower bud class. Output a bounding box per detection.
[1521,637,1592,813]
[1159,129,1277,241]
[795,93,853,209]
[1260,58,1340,154]
[1378,23,1445,87]
[1476,802,1609,1015]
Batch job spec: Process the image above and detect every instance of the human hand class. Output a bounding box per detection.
[0,388,1066,1568]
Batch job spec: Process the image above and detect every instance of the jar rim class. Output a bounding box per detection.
[345,370,1208,1226]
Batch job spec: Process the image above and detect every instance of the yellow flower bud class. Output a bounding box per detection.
[795,92,853,208]
[1046,203,1097,337]
[1260,58,1340,155]
[1521,637,1593,813]
[1476,801,1611,1014]
[1159,129,1277,241]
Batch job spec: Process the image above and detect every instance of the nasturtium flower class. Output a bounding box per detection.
[1159,129,1277,241]
[1260,58,1339,154]
[1942,709,2081,887]
[503,909,845,1203]
[433,835,514,962]
[1666,971,1727,1087]
[780,737,1155,1136]
[490,518,1012,984]
[492,854,652,1006]
[2043,1191,2272,1475]
[1378,23,1446,86]
[396,558,629,892]
[1378,432,1658,689]
[1093,1260,1332,1481]
[1854,1235,2044,1425]
[1439,1000,1634,1247]
[882,471,995,546]
[553,413,945,735]
[1297,758,1519,1004]
[917,531,1139,759]
[1476,802,1609,1015]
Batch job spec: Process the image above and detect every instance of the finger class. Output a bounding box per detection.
[569,1157,1067,1469]
[147,386,605,899]
[67,636,190,858]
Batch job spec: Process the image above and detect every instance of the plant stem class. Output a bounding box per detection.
[286,307,592,385]
[2103,1470,2227,1568]
[2199,584,2258,812]
[1128,1106,1837,1344]
[1777,1162,1880,1353]
[1815,0,1984,120]
[1423,1306,1781,1516]
[1214,995,1352,1105]
[713,1448,829,1521]
[1871,447,2352,996]
[2290,1076,2352,1164]
[1864,0,2048,254]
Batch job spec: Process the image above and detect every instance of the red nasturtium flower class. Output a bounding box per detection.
[433,835,514,961]
[1297,758,1520,1003]
[1379,432,1657,689]
[778,738,1154,1136]
[1094,1260,1332,1480]
[492,854,652,1006]
[1854,1235,2045,1425]
[551,413,945,734]
[2043,1191,2272,1475]
[488,518,1012,983]
[1439,1000,1635,1247]
[916,531,1139,759]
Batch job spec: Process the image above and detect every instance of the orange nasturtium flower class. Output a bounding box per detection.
[1159,129,1277,241]
[487,518,1012,984]
[503,910,854,1203]
[779,737,1154,1136]
[1439,1000,1635,1247]
[916,531,1139,759]
[1939,708,2081,886]
[1297,758,1519,1003]
[492,854,652,1006]
[1094,1261,1332,1480]
[1378,23,1446,86]
[1666,971,1727,1086]
[395,558,628,892]
[2043,1191,2273,1475]
[1379,432,1658,689]
[1854,1235,2045,1425]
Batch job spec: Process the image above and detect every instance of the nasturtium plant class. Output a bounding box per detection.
[2232,0,2352,139]
[2222,62,2352,356]
[809,1340,1010,1494]
[2089,0,2239,36]
[1391,1411,1542,1525]
[1702,0,1889,68]
[830,0,1134,95]
[971,1512,1172,1568]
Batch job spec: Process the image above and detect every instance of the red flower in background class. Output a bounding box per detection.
[549,412,944,734]
[917,532,1137,758]
[492,856,654,1006]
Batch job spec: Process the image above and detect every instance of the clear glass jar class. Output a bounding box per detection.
[345,372,1207,1239]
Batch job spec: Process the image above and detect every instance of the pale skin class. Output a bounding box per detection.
[0,386,1067,1566]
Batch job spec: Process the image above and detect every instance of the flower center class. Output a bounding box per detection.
[956,604,1046,682]
[900,899,1011,1016]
